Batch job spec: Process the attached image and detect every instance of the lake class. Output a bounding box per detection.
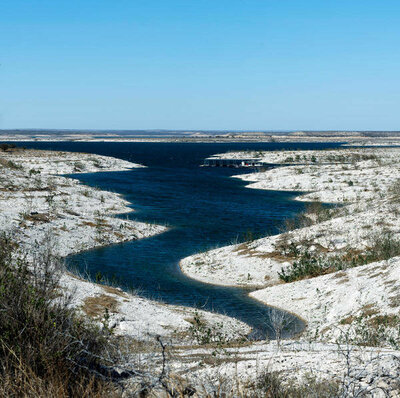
[16,141,341,338]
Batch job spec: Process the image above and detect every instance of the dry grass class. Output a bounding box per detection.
[24,212,50,223]
[389,293,400,308]
[332,271,350,284]
[340,315,355,325]
[102,285,128,298]
[113,231,125,239]
[83,294,119,318]
[360,303,379,317]
[368,314,400,328]
[0,366,120,398]
[233,242,290,261]
[81,221,97,228]
[331,271,347,279]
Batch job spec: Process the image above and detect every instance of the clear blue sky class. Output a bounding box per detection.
[1,0,399,130]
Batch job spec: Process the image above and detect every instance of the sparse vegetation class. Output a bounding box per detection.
[0,143,16,151]
[256,371,340,398]
[340,313,400,349]
[0,235,118,396]
[3,146,400,395]
[0,158,23,170]
[278,251,345,282]
[187,311,244,355]
[74,161,85,172]
[282,201,339,232]
[278,232,400,282]
[389,179,400,202]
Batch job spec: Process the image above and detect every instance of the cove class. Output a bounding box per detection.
[18,141,342,338]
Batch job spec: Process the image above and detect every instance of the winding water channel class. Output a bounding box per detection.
[19,141,341,338]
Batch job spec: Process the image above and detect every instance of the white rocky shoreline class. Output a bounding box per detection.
[178,145,400,395]
[0,147,250,342]
[181,147,400,335]
[1,144,400,395]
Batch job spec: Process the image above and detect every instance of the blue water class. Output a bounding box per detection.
[15,141,342,338]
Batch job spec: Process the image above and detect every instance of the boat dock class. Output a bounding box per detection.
[203,158,270,168]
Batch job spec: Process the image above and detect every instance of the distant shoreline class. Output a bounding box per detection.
[3,131,400,146]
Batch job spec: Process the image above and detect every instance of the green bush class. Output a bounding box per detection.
[282,201,338,232]
[188,311,231,355]
[278,251,345,282]
[278,232,400,283]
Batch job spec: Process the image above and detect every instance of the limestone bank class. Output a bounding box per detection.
[0,147,250,341]
[181,147,400,340]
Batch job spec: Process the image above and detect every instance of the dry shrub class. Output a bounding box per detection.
[0,235,119,397]
[257,371,340,398]
[282,201,337,232]
[0,365,119,398]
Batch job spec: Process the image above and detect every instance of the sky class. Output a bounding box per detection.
[1,0,399,131]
